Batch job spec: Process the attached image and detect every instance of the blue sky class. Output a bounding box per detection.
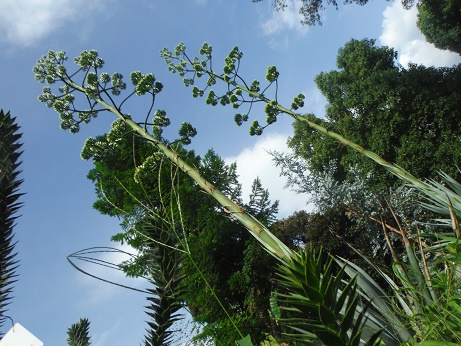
[0,1,460,345]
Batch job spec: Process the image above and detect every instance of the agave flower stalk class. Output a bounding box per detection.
[161,43,431,193]
[33,50,293,262]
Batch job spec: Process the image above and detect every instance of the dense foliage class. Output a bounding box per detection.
[81,122,281,343]
[289,38,461,189]
[417,0,461,55]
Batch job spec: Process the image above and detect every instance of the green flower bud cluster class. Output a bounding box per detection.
[33,50,68,84]
[207,76,216,86]
[171,61,187,77]
[110,73,126,96]
[206,90,218,106]
[100,72,111,84]
[37,86,57,108]
[106,118,128,143]
[223,46,242,76]
[178,122,197,145]
[37,81,90,133]
[77,110,97,124]
[130,72,163,95]
[248,80,261,98]
[199,42,212,59]
[265,100,279,124]
[250,80,260,92]
[249,120,263,136]
[192,86,204,98]
[74,50,104,70]
[234,113,248,126]
[183,78,194,87]
[134,155,160,184]
[291,93,305,110]
[174,43,186,56]
[219,94,231,106]
[192,57,207,78]
[265,66,279,83]
[80,120,125,162]
[152,109,170,140]
[153,110,170,127]
[80,137,97,160]
[86,72,99,89]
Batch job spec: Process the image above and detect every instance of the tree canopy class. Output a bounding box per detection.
[417,0,461,55]
[289,38,461,189]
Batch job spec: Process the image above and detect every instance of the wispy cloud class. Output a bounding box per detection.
[0,0,106,47]
[380,0,461,67]
[225,133,312,218]
[304,86,327,118]
[261,0,308,36]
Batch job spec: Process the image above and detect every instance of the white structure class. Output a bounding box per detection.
[0,323,43,346]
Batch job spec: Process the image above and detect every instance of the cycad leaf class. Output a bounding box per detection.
[315,329,344,346]
[318,304,337,328]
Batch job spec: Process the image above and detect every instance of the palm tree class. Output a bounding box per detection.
[0,109,23,337]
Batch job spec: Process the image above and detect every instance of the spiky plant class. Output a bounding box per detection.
[142,217,186,346]
[274,247,383,345]
[0,109,23,337]
[66,318,91,346]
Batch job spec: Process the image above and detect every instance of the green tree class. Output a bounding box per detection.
[0,110,22,337]
[417,0,461,55]
[289,38,461,189]
[66,318,91,346]
[81,119,279,343]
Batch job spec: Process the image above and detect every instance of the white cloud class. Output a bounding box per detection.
[380,0,461,67]
[261,0,308,36]
[0,0,106,47]
[226,133,312,218]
